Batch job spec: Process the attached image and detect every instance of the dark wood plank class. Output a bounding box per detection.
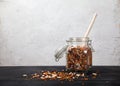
[0,66,119,86]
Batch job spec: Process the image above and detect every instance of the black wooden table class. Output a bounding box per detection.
[0,66,120,86]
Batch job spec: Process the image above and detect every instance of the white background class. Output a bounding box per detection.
[0,0,120,66]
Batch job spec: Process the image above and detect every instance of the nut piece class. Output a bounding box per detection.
[92,73,97,79]
[31,73,40,79]
[22,74,27,77]
[81,73,85,77]
[92,73,97,76]
[76,74,80,77]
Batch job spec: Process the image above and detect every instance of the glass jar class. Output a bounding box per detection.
[55,37,94,71]
[66,37,93,71]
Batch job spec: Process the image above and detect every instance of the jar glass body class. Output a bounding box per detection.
[66,37,92,71]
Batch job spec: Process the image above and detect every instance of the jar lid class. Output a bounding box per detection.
[54,45,69,62]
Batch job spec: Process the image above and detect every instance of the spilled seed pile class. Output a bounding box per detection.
[22,70,98,81]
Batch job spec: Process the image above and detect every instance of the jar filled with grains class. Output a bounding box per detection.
[55,37,94,71]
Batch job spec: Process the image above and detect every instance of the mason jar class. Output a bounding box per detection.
[66,37,93,71]
[55,37,94,71]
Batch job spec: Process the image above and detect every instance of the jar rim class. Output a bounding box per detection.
[66,37,90,42]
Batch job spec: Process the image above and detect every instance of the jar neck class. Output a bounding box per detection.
[66,37,89,42]
[66,37,90,46]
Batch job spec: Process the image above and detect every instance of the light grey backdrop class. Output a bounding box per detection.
[0,0,120,66]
